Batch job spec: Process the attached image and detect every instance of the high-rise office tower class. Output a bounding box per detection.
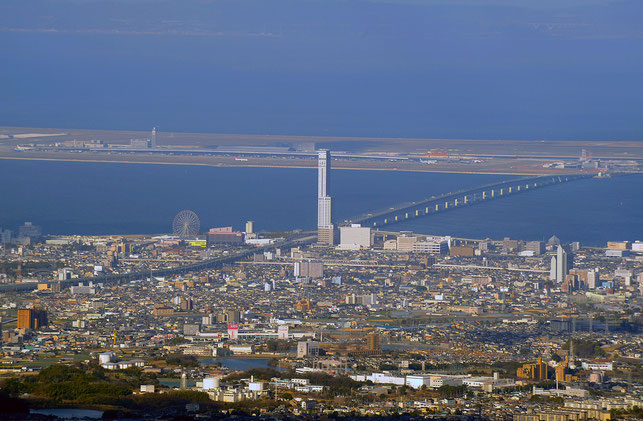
[317,150,334,245]
[151,127,157,148]
[587,268,599,289]
[550,256,557,281]
[556,245,568,283]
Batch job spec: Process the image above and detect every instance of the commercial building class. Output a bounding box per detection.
[17,308,48,330]
[294,261,323,278]
[607,241,629,250]
[345,293,377,306]
[396,235,417,252]
[503,237,519,251]
[18,222,42,239]
[70,283,96,294]
[339,224,371,249]
[550,245,569,283]
[229,345,254,355]
[207,227,243,244]
[525,241,545,255]
[581,360,613,371]
[217,310,241,324]
[152,305,174,316]
[413,239,448,255]
[516,358,549,381]
[130,138,151,148]
[450,245,474,257]
[367,332,380,351]
[317,151,334,246]
[383,239,397,250]
[588,268,600,289]
[297,341,320,358]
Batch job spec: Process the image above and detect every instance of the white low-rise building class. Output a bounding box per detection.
[581,360,613,371]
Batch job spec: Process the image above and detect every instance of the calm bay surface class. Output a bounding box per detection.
[0,159,640,246]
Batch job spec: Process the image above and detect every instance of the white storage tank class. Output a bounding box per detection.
[202,376,220,390]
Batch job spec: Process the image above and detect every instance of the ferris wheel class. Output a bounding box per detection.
[172,210,200,238]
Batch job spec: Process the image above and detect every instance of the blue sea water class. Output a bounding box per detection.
[0,160,640,246]
[1,0,643,141]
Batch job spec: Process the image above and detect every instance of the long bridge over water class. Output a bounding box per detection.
[346,173,593,228]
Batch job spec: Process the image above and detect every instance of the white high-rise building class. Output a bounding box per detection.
[550,256,557,281]
[587,268,600,289]
[151,127,157,148]
[318,150,330,198]
[317,150,334,245]
[556,245,568,283]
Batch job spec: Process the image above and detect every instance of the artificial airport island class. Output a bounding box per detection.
[0,129,642,420]
[1,126,643,175]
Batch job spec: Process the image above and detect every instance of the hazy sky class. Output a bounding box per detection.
[1,0,642,140]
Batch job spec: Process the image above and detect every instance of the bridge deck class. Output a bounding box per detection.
[347,173,592,228]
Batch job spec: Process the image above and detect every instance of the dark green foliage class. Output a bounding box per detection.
[266,339,293,352]
[225,368,282,381]
[165,354,199,367]
[408,362,422,370]
[437,384,467,398]
[1,363,211,414]
[563,339,606,359]
[109,390,215,412]
[2,364,139,404]
[378,363,398,371]
[166,336,188,346]
[295,372,360,396]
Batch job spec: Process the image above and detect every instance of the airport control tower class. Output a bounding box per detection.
[317,150,334,245]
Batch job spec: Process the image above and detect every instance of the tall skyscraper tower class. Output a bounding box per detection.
[317,150,334,245]
[556,245,568,283]
[151,127,157,148]
[550,256,557,281]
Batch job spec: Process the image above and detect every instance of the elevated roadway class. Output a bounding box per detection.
[347,173,593,228]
